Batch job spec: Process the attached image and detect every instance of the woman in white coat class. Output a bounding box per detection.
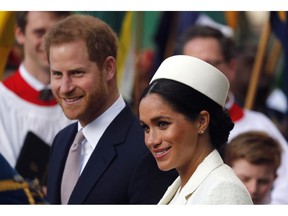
[139,55,253,204]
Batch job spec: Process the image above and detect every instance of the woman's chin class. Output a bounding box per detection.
[157,162,172,172]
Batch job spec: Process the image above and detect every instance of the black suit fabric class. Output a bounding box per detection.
[46,106,178,204]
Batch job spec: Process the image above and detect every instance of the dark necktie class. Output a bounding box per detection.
[61,130,85,204]
[39,88,54,101]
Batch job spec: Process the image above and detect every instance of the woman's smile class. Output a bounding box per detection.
[152,146,172,159]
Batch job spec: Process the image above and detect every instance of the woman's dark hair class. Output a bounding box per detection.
[141,79,234,151]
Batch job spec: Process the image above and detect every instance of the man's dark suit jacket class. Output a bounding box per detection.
[47,106,178,204]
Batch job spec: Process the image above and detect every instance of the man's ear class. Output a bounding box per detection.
[103,56,116,81]
[15,26,25,45]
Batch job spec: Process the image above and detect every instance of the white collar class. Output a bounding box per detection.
[19,64,49,91]
[78,95,126,149]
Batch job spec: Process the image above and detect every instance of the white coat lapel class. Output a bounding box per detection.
[158,177,181,204]
[180,150,224,200]
[159,150,224,204]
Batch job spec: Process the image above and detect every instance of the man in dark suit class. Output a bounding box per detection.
[45,14,177,204]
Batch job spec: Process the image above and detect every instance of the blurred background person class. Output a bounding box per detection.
[0,11,72,190]
[233,45,288,140]
[225,131,282,204]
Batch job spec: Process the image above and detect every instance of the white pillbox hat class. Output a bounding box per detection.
[150,55,230,107]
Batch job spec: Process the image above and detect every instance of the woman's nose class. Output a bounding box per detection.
[145,130,161,147]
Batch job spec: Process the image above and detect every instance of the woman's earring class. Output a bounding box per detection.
[199,130,204,134]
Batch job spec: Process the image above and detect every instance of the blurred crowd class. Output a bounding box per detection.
[0,11,288,205]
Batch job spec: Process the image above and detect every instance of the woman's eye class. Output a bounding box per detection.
[140,123,149,133]
[158,121,169,129]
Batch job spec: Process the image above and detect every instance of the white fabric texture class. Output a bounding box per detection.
[158,150,253,205]
[0,83,72,167]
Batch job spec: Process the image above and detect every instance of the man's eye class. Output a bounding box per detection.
[239,176,249,183]
[258,179,270,185]
[73,71,84,77]
[34,29,46,38]
[52,71,62,77]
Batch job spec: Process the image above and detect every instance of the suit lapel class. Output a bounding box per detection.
[69,139,116,203]
[68,106,134,203]
[48,123,78,203]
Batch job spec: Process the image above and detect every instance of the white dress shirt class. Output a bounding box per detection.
[78,95,126,173]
